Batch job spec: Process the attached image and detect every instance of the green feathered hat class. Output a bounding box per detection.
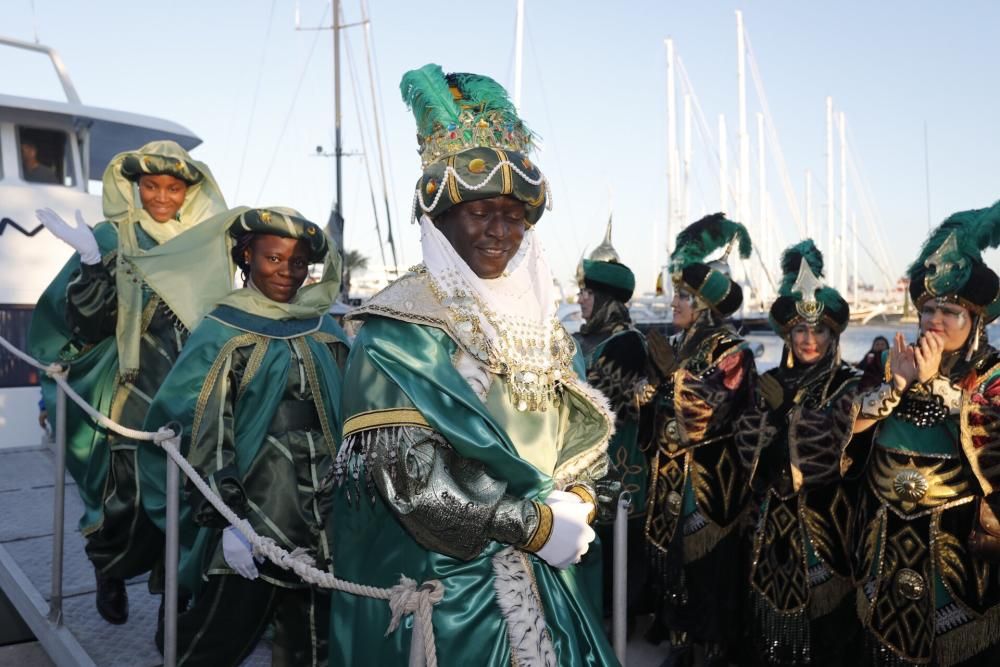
[402,64,549,224]
[229,207,329,263]
[768,239,849,336]
[670,213,752,316]
[908,201,1000,321]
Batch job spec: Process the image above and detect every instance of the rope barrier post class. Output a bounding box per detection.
[612,490,631,665]
[163,424,181,667]
[48,378,67,625]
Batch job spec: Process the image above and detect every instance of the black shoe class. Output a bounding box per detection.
[95,568,128,624]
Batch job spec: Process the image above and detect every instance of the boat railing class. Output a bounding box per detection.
[0,35,82,104]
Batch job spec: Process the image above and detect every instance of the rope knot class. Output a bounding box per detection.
[384,576,444,636]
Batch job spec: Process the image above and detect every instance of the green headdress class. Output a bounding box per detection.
[402,64,549,224]
[580,217,635,302]
[670,212,752,316]
[908,201,1000,321]
[768,239,849,336]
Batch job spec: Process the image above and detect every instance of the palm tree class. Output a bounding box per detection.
[343,249,369,298]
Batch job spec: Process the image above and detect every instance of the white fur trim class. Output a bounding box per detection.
[492,547,557,667]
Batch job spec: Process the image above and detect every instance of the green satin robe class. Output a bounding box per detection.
[28,222,161,533]
[329,317,618,667]
[138,305,349,594]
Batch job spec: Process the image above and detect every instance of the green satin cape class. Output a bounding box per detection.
[329,317,617,666]
[138,310,348,593]
[29,223,123,531]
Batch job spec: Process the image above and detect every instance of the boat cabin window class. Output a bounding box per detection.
[0,305,39,388]
[17,126,75,186]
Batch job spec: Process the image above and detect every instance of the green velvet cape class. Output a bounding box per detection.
[329,316,617,666]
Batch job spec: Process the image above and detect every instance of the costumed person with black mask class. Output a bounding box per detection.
[28,141,227,625]
[734,240,862,666]
[643,213,756,666]
[852,202,1000,667]
[575,219,653,626]
[327,64,618,666]
[139,207,349,666]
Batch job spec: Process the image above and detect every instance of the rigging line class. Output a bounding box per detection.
[676,57,741,207]
[234,0,279,202]
[360,2,403,267]
[844,124,896,281]
[743,30,804,236]
[845,142,896,289]
[525,23,580,267]
[257,3,330,199]
[342,3,389,276]
[359,0,397,272]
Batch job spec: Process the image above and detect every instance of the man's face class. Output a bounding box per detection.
[434,196,527,279]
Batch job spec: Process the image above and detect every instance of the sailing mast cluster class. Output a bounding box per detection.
[662,10,897,316]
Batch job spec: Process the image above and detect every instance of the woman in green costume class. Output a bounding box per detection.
[328,64,618,666]
[27,140,227,624]
[852,202,1000,667]
[643,213,756,666]
[574,221,654,625]
[734,240,862,666]
[139,207,349,666]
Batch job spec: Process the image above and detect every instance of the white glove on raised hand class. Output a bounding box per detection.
[534,497,596,570]
[222,527,259,580]
[36,208,101,265]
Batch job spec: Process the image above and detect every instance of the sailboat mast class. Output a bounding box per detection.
[719,114,728,212]
[683,93,692,223]
[825,96,834,290]
[665,38,677,257]
[331,0,344,253]
[757,111,767,304]
[839,111,847,294]
[513,0,525,107]
[736,11,751,298]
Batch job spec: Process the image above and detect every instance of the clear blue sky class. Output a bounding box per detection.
[4,1,999,296]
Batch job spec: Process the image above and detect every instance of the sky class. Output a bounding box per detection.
[4,0,1000,300]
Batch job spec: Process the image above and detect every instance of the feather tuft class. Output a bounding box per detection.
[670,213,752,271]
[778,239,824,295]
[399,64,461,137]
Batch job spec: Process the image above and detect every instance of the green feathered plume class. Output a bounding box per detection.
[399,64,461,137]
[908,200,1000,277]
[670,212,752,271]
[778,239,824,296]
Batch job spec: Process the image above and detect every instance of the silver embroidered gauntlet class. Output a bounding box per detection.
[368,426,544,560]
[858,382,903,420]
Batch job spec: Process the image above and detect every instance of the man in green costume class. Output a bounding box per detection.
[575,219,653,626]
[328,64,619,666]
[139,207,349,666]
[28,141,228,624]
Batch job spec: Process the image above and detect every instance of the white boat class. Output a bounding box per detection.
[0,35,235,667]
[0,35,200,452]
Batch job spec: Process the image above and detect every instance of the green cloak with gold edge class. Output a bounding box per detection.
[329,315,618,667]
[138,308,349,594]
[28,222,120,531]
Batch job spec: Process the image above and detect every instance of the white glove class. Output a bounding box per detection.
[36,208,101,265]
[534,497,596,570]
[222,527,259,579]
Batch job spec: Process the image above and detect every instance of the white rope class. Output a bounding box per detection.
[2,333,443,666]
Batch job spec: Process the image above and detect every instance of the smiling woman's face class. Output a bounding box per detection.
[245,234,310,303]
[138,174,188,222]
[434,196,527,279]
[790,322,832,365]
[919,298,973,352]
